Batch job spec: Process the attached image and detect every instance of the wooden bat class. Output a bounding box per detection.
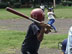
[6,7,51,32]
[6,7,40,23]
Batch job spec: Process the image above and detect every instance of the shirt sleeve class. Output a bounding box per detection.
[47,12,54,15]
[50,12,54,15]
[32,24,40,35]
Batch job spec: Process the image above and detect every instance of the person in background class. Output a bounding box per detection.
[61,39,67,54]
[61,26,72,54]
[40,4,45,12]
[65,26,72,54]
[47,8,57,33]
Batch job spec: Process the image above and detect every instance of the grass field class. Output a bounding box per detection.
[0,30,67,52]
[0,7,72,19]
[0,8,33,19]
[0,30,25,52]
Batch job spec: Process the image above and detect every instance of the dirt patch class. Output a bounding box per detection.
[2,48,61,54]
[0,18,72,34]
[0,18,72,54]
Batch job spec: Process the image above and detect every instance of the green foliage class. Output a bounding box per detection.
[1,0,10,2]
[13,3,21,8]
[0,2,9,8]
[62,1,72,6]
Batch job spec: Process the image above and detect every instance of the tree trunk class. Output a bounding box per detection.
[53,0,56,7]
[0,0,1,3]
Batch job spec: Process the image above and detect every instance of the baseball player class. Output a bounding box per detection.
[21,8,51,54]
[40,4,45,12]
[50,7,54,12]
[65,26,72,54]
[47,8,57,33]
[61,39,67,54]
[61,26,72,54]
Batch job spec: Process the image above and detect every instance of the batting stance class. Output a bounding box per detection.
[65,26,72,54]
[21,8,51,54]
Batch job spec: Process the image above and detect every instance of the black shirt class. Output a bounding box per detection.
[22,23,41,52]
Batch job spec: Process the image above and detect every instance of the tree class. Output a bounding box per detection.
[53,0,56,7]
[1,0,10,2]
[0,0,1,3]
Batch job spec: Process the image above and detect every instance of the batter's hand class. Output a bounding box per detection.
[40,22,51,34]
[44,24,51,34]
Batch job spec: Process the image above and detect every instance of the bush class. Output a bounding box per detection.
[62,1,67,6]
[62,1,72,6]
[0,3,9,8]
[13,3,21,8]
[67,1,72,6]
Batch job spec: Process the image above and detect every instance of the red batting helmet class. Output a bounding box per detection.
[31,8,45,21]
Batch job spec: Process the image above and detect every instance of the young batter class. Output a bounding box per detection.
[21,8,51,54]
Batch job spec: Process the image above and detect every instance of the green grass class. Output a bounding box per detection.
[41,34,67,48]
[0,30,26,52]
[0,8,33,19]
[0,30,68,53]
[54,8,72,18]
[0,7,72,19]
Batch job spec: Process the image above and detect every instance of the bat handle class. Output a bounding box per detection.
[28,17,41,23]
[40,23,51,34]
[44,24,51,34]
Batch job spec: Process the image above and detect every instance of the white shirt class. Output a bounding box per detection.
[47,12,55,19]
[65,26,72,54]
[40,5,45,9]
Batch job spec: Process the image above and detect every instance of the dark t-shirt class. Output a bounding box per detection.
[22,23,41,52]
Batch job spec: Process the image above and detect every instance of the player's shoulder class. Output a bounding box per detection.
[48,12,53,13]
[69,26,72,32]
[63,39,67,42]
[30,23,38,28]
[47,12,54,15]
[68,26,72,35]
[62,39,67,45]
[30,23,35,27]
[69,26,72,30]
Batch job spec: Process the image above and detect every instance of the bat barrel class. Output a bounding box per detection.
[6,7,40,23]
[6,7,29,19]
[6,7,50,25]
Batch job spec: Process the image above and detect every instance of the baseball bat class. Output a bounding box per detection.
[6,7,40,23]
[6,7,51,32]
